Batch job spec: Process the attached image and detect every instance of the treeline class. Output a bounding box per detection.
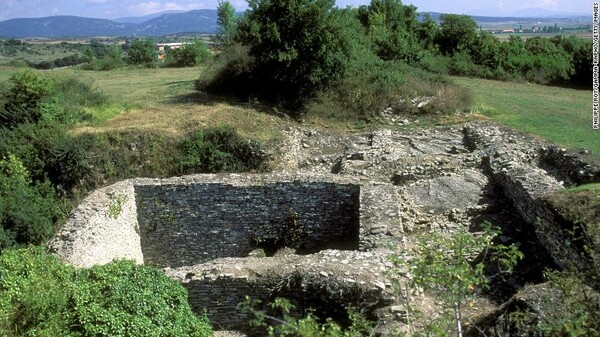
[199,0,590,120]
[1,38,212,70]
[80,38,211,70]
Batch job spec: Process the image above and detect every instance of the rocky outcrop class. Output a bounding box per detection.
[469,281,600,336]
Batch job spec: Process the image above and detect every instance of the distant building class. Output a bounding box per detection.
[156,42,186,52]
[155,42,190,60]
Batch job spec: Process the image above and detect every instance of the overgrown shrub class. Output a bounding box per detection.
[1,70,53,126]
[0,247,213,336]
[196,43,255,98]
[239,296,373,337]
[0,71,99,128]
[165,41,211,68]
[0,154,57,250]
[126,39,157,67]
[304,57,406,120]
[231,0,355,109]
[174,125,266,174]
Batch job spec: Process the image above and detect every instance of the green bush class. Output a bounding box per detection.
[305,56,406,120]
[196,43,255,98]
[174,125,266,174]
[165,40,211,68]
[0,122,93,195]
[233,0,355,109]
[1,71,100,128]
[0,247,213,336]
[126,39,157,67]
[1,70,53,126]
[0,154,57,250]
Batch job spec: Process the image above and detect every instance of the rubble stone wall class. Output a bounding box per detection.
[464,125,599,273]
[135,180,360,268]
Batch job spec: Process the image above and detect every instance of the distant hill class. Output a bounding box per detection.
[114,10,187,24]
[0,9,587,39]
[421,12,587,24]
[131,10,218,36]
[0,16,134,38]
[0,10,218,38]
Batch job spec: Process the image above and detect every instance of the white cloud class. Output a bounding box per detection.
[88,0,107,3]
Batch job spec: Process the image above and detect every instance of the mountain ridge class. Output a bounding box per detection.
[0,9,588,39]
[0,10,218,38]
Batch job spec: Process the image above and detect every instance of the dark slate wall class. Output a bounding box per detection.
[135,182,360,267]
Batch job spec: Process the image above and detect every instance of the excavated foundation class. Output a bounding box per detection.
[48,123,599,335]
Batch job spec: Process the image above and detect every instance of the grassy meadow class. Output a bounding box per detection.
[1,66,285,144]
[454,76,597,156]
[0,66,595,155]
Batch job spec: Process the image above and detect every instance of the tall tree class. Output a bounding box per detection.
[437,14,478,55]
[358,0,422,61]
[126,39,156,66]
[236,0,354,109]
[216,0,237,46]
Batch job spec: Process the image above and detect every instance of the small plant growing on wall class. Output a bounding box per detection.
[251,209,311,254]
[106,193,127,219]
[281,209,310,249]
[160,211,175,223]
[389,222,523,337]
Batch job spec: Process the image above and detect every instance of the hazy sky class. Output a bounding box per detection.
[0,0,590,22]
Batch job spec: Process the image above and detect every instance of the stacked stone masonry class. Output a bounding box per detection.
[49,122,600,335]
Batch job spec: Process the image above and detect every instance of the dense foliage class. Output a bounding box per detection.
[125,39,157,66]
[199,0,589,120]
[216,0,237,46]
[165,40,211,67]
[0,247,212,336]
[0,155,57,249]
[175,125,267,174]
[237,0,354,108]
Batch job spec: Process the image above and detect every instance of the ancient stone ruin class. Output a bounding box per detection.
[49,122,599,335]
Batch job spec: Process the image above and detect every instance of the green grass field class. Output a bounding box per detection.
[0,66,595,155]
[453,76,598,156]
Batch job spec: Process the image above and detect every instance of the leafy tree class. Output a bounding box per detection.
[523,36,573,84]
[359,0,422,62]
[81,46,95,63]
[236,0,355,108]
[2,70,52,119]
[470,31,501,69]
[498,35,530,75]
[415,13,439,53]
[126,39,157,66]
[564,37,592,87]
[216,0,237,46]
[391,223,523,337]
[0,154,57,250]
[437,14,479,55]
[165,40,211,67]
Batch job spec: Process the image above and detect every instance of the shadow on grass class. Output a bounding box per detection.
[166,89,293,120]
